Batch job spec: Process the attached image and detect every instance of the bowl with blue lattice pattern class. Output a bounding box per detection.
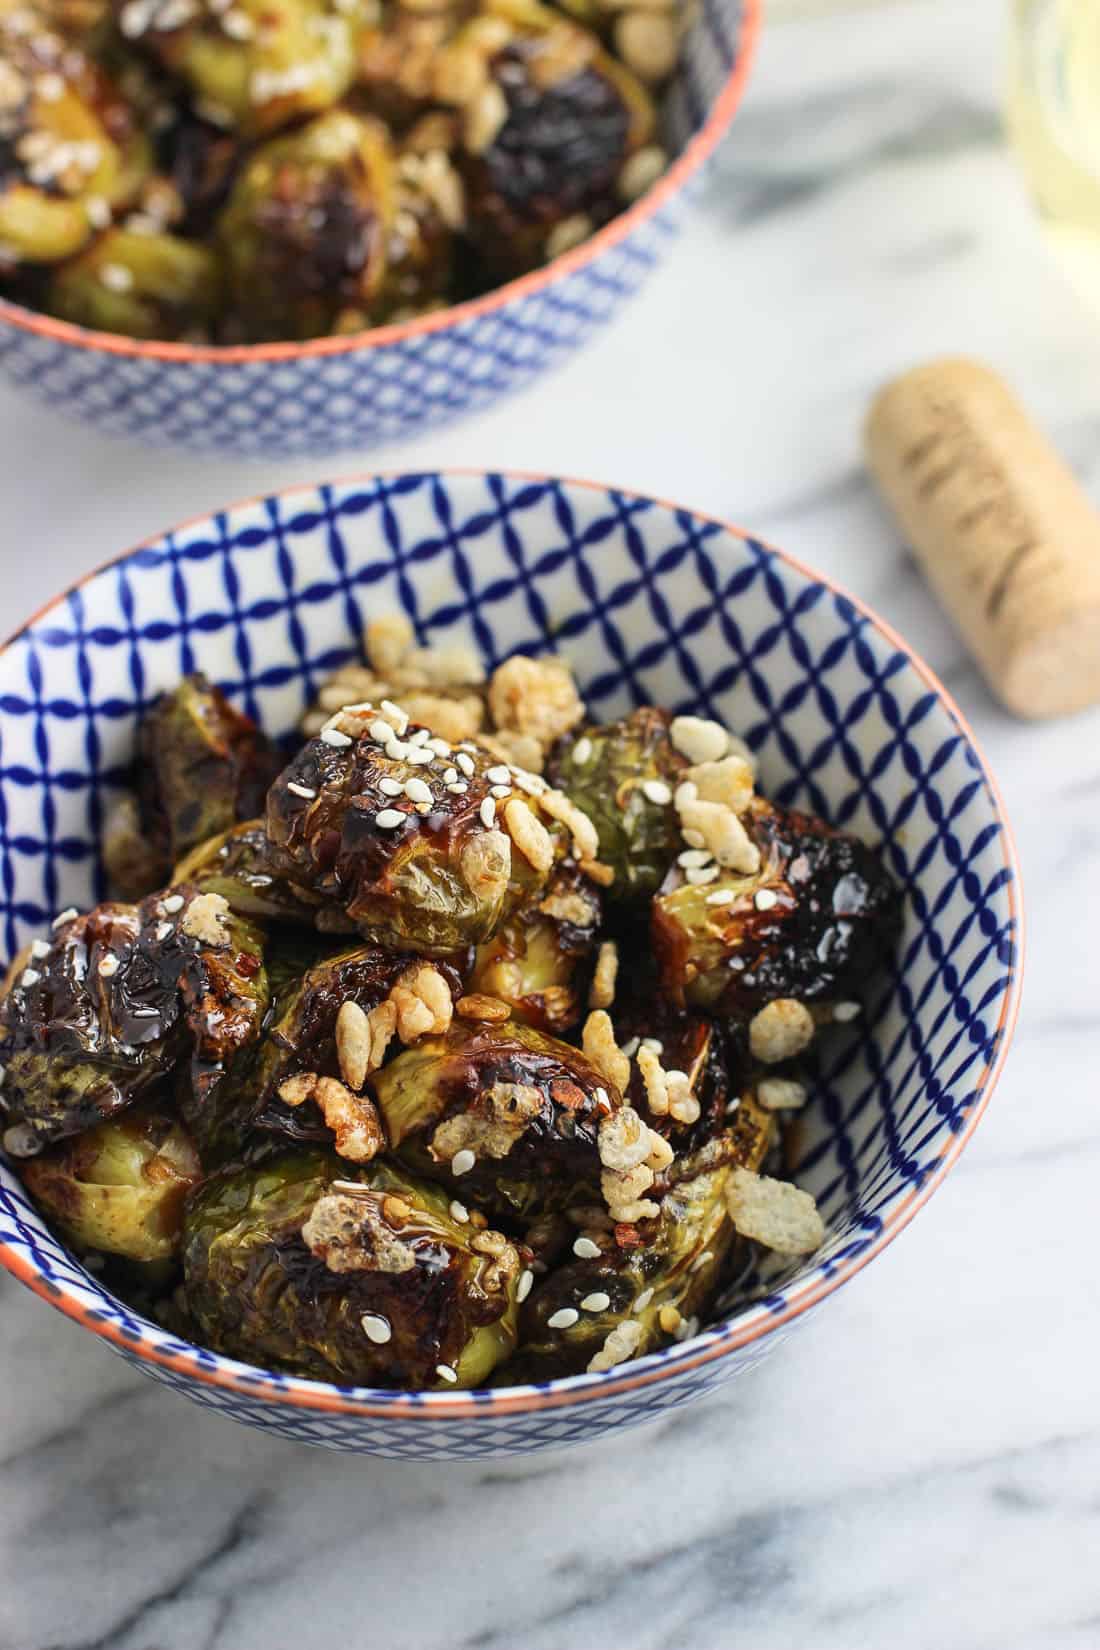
[0,471,1022,1457]
[0,0,758,458]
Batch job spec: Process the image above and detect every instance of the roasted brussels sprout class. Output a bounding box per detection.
[140,675,283,871]
[21,1105,202,1260]
[183,1150,523,1386]
[119,0,368,139]
[217,109,394,342]
[507,1097,774,1379]
[45,224,221,337]
[266,712,575,955]
[652,798,903,1018]
[619,1008,736,1151]
[0,11,148,266]
[172,820,349,931]
[549,708,687,906]
[0,885,266,1150]
[469,861,600,1032]
[452,0,655,279]
[373,1015,615,1217]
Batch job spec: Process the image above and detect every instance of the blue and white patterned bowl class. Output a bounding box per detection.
[0,0,758,457]
[0,471,1022,1457]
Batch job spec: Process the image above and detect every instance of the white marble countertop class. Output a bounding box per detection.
[3,1,1100,1646]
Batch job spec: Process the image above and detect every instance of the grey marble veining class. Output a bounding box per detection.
[3,1,1100,1646]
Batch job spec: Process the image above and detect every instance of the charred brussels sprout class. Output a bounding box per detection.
[0,885,266,1151]
[453,0,655,280]
[173,820,352,931]
[217,109,394,342]
[470,862,600,1032]
[21,1106,202,1261]
[266,712,573,956]
[183,1151,522,1386]
[121,0,368,139]
[372,1016,615,1218]
[46,225,222,339]
[652,799,903,1018]
[140,675,283,871]
[0,14,148,266]
[507,1098,774,1379]
[549,708,686,905]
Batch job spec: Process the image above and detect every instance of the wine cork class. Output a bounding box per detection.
[864,356,1100,719]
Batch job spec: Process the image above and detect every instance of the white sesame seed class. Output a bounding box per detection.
[833,1001,861,1023]
[449,1200,469,1223]
[571,737,593,766]
[479,797,496,828]
[406,747,434,766]
[642,780,672,806]
[547,1308,580,1330]
[52,907,78,929]
[707,889,736,907]
[725,1096,741,1116]
[580,1292,611,1313]
[682,829,706,849]
[456,752,475,777]
[361,1313,392,1344]
[573,1236,601,1260]
[374,809,406,830]
[30,939,50,959]
[490,785,511,799]
[516,1269,534,1303]
[593,1087,610,1109]
[85,195,111,230]
[99,262,133,293]
[451,1148,476,1176]
[674,782,698,808]
[379,776,404,797]
[405,777,432,804]
[409,728,430,746]
[754,888,778,912]
[486,765,511,785]
[443,768,459,785]
[162,894,184,914]
[633,1287,654,1314]
[321,727,353,748]
[677,849,713,868]
[686,865,720,887]
[384,738,410,761]
[368,718,392,744]
[97,956,118,978]
[620,1037,640,1058]
[427,738,452,757]
[155,922,173,941]
[674,1316,697,1342]
[690,1249,714,1273]
[286,782,316,800]
[446,783,469,795]
[20,968,41,988]
[436,1363,459,1383]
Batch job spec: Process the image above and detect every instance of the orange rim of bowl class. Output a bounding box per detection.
[0,466,1025,1420]
[0,0,763,366]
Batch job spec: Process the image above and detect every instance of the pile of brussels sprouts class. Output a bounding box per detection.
[0,0,679,342]
[0,618,902,1389]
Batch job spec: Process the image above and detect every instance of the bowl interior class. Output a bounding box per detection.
[0,472,1021,1406]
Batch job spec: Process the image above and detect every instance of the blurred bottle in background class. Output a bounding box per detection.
[1008,0,1100,311]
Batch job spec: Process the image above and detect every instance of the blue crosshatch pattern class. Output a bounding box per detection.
[0,0,750,456]
[0,474,1021,1457]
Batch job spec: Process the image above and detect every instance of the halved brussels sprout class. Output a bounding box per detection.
[453,0,656,280]
[372,1016,614,1218]
[140,675,283,871]
[123,0,369,139]
[0,15,146,265]
[183,1151,523,1387]
[172,820,351,933]
[548,708,686,906]
[21,1106,202,1260]
[1,885,266,1150]
[217,109,394,343]
[652,799,903,1017]
[266,715,569,956]
[46,225,222,339]
[469,862,600,1032]
[504,1097,774,1379]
